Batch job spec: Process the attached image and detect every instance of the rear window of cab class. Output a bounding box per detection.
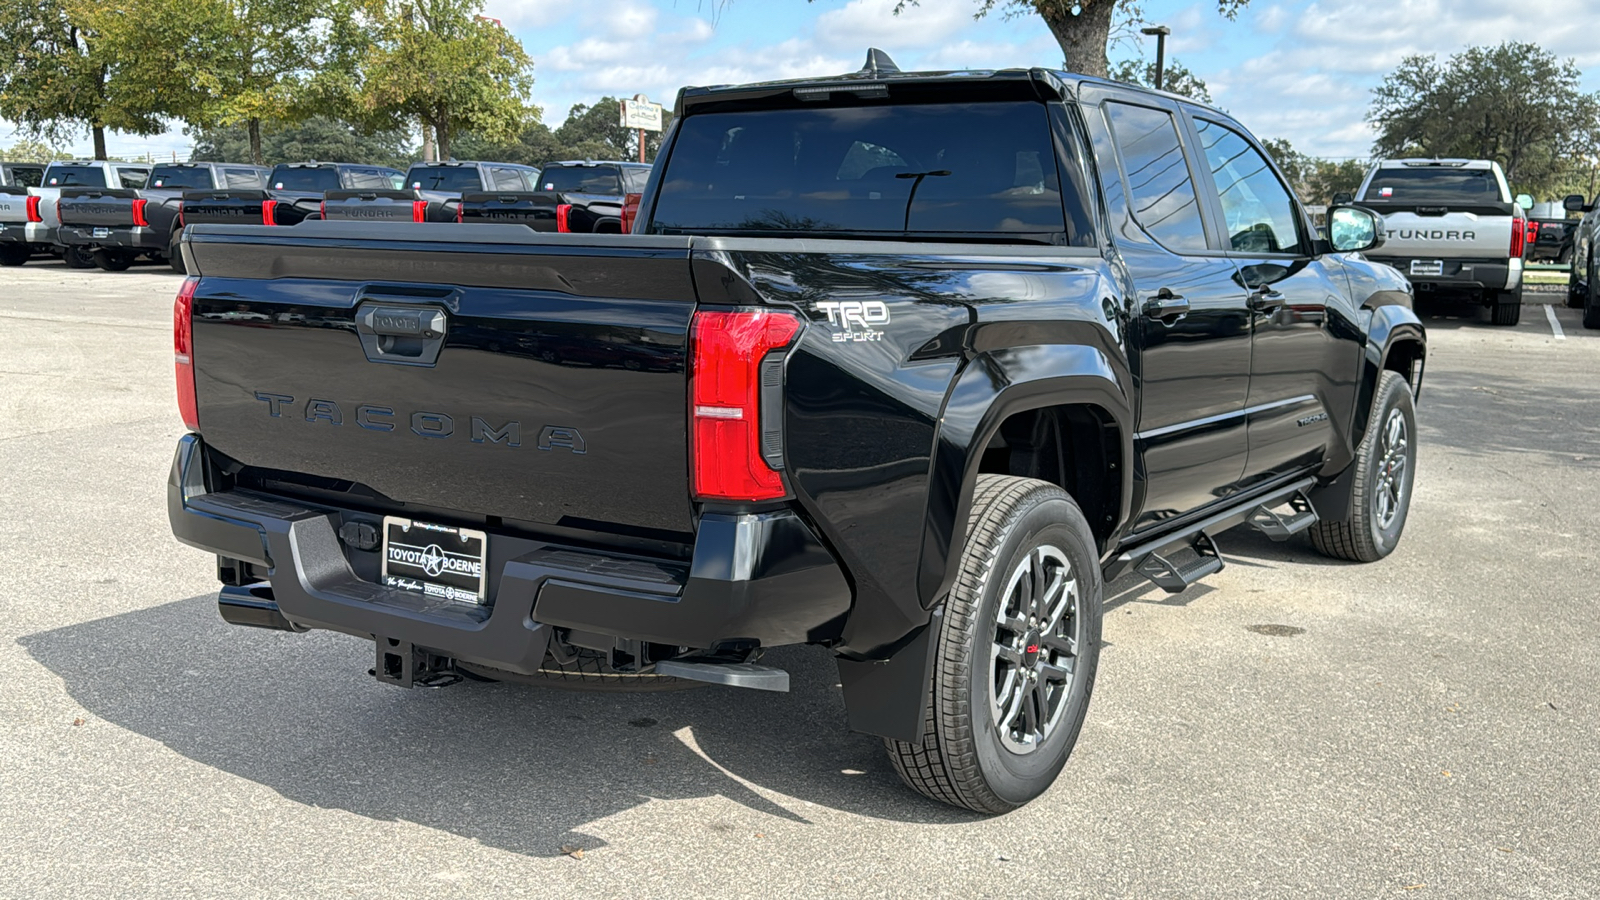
[650,101,1086,243]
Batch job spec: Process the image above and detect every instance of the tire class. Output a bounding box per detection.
[169,230,187,274]
[885,475,1102,814]
[0,245,27,266]
[1587,256,1600,329]
[1569,256,1586,309]
[1310,371,1417,562]
[62,246,95,269]
[91,248,133,271]
[1489,286,1521,326]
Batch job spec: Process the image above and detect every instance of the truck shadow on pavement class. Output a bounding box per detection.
[20,597,977,858]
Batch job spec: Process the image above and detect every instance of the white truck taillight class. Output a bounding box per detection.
[689,310,800,501]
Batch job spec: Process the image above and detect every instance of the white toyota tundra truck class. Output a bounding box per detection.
[1351,158,1530,326]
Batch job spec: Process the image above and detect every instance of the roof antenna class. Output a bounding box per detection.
[859,48,900,78]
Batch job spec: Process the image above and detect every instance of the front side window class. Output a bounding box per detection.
[1103,102,1208,252]
[116,167,149,189]
[1193,118,1303,255]
[489,167,525,191]
[7,166,43,188]
[346,170,392,190]
[651,101,1073,240]
[223,168,264,188]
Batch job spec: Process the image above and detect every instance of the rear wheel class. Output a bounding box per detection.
[1489,286,1521,326]
[0,244,27,266]
[169,230,187,274]
[885,475,1101,814]
[1587,256,1600,329]
[91,248,133,271]
[1310,370,1417,562]
[62,246,95,269]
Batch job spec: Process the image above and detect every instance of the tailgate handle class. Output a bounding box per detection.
[355,304,449,366]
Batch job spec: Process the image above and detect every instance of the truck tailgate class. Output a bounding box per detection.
[186,223,698,537]
[1359,200,1515,259]
[58,187,139,227]
[459,191,559,229]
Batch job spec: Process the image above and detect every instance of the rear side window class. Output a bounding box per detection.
[488,167,525,191]
[1365,167,1501,203]
[408,166,484,191]
[269,166,341,191]
[652,102,1071,239]
[623,167,650,193]
[116,167,149,189]
[223,168,264,188]
[43,165,107,188]
[1103,102,1208,252]
[149,165,215,190]
[540,165,622,194]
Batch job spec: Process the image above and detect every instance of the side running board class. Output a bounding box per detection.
[1247,489,1318,540]
[1136,532,1223,593]
[655,660,791,692]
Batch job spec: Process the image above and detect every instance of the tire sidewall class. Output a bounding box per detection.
[959,493,1102,808]
[1363,376,1417,556]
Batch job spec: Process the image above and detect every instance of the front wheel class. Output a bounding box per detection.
[1310,371,1417,562]
[885,475,1102,814]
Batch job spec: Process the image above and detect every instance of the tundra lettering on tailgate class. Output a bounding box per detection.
[252,392,585,453]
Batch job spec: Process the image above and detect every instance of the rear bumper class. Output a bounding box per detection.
[0,222,27,245]
[167,435,852,674]
[57,224,164,251]
[25,223,56,245]
[1368,256,1519,293]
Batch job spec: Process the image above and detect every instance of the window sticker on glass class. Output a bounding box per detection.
[1380,186,1393,197]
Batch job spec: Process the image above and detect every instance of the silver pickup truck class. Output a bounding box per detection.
[1352,159,1529,326]
[0,160,151,267]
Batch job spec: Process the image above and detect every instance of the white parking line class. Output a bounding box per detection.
[1546,304,1566,340]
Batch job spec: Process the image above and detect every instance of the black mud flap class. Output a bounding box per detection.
[835,608,941,743]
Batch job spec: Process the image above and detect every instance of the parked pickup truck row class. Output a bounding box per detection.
[5,158,653,272]
[167,52,1425,813]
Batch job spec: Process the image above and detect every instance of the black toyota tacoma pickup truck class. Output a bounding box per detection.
[458,160,650,232]
[56,162,269,272]
[180,162,405,231]
[167,53,1425,814]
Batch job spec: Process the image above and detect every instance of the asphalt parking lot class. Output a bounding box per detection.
[1,260,1596,898]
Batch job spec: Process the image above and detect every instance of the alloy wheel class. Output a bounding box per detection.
[989,545,1079,755]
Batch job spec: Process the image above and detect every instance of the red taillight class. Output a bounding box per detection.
[174,276,200,432]
[455,201,463,223]
[262,199,278,226]
[319,200,326,219]
[131,198,149,227]
[412,199,427,222]
[690,310,801,501]
[1510,216,1525,257]
[25,195,41,223]
[176,201,184,228]
[556,203,572,233]
[1526,220,1539,246]
[621,192,642,234]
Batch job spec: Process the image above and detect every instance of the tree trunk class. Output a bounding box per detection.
[436,110,451,161]
[421,117,436,162]
[1036,0,1118,79]
[248,118,263,167]
[92,125,107,161]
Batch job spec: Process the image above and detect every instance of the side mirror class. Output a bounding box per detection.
[1328,205,1384,254]
[1515,193,1534,211]
[1564,193,1589,213]
[1331,191,1354,205]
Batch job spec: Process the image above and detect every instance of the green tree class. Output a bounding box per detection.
[189,116,416,168]
[0,0,165,159]
[0,139,74,162]
[1254,136,1369,206]
[356,0,538,160]
[85,0,356,166]
[1368,41,1600,195]
[454,97,675,166]
[1109,57,1211,103]
[889,1,1249,79]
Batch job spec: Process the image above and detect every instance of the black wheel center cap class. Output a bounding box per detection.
[1022,630,1042,668]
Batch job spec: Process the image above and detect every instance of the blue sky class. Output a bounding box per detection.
[22,0,1600,162]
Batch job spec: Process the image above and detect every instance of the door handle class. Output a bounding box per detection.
[1248,287,1286,311]
[1143,288,1190,321]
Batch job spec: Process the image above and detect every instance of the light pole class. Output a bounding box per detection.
[1141,25,1171,92]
